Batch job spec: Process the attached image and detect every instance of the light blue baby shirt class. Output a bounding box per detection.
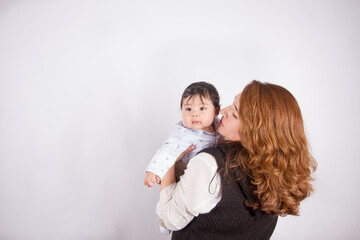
[146,118,220,179]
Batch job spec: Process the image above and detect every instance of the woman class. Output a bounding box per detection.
[156,80,317,239]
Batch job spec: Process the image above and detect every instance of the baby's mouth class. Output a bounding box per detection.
[192,121,200,124]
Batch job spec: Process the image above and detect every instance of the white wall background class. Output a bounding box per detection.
[0,0,359,239]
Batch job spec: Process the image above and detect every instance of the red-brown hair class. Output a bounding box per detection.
[224,80,316,216]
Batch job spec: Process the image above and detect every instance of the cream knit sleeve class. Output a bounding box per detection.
[156,152,222,231]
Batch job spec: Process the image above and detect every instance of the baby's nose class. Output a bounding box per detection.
[192,111,199,117]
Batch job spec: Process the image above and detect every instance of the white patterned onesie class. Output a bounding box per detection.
[146,118,220,179]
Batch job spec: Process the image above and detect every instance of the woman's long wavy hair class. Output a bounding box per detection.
[224,80,316,216]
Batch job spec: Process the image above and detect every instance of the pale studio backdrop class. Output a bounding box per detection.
[0,0,359,239]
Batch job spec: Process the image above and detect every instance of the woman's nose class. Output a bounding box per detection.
[220,106,229,115]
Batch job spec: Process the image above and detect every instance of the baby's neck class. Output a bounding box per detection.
[201,123,215,133]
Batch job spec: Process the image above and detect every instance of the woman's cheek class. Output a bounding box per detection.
[218,125,224,136]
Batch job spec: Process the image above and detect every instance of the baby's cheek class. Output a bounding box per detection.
[182,118,192,128]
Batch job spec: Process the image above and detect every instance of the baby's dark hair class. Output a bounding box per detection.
[180,82,220,109]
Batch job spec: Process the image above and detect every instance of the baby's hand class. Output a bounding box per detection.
[144,171,161,187]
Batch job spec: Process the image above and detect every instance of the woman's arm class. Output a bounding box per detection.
[156,152,222,231]
[159,165,175,191]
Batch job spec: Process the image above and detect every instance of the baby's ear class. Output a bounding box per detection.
[215,107,220,116]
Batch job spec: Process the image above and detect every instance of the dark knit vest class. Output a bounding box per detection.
[172,144,278,240]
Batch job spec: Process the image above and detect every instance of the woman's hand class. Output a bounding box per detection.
[176,145,196,162]
[160,145,196,191]
[144,171,161,187]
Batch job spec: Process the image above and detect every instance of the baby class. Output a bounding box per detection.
[144,81,221,234]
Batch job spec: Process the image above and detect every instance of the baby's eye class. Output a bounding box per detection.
[233,113,238,119]
[200,107,206,110]
[185,108,191,111]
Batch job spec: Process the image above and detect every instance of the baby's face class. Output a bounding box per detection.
[181,95,217,133]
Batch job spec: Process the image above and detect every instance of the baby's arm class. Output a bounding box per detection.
[144,171,161,187]
[145,122,197,186]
